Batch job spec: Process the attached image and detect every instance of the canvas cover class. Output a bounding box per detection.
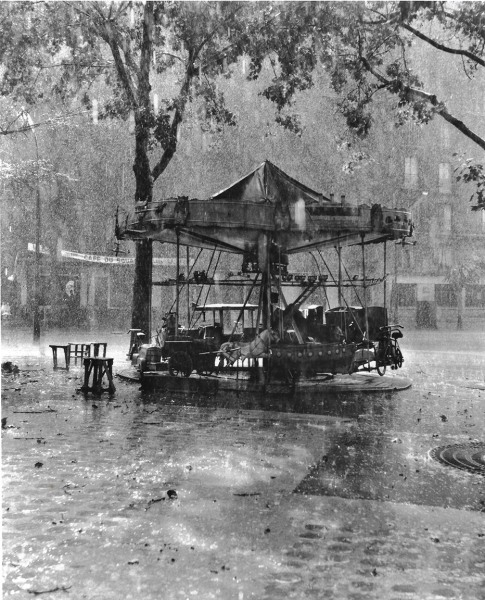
[211,160,330,206]
[120,160,413,253]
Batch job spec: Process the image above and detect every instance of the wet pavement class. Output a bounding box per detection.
[2,328,485,599]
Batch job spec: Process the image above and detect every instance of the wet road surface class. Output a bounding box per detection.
[2,329,485,599]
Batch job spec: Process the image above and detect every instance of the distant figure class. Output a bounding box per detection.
[63,280,77,309]
[1,303,11,318]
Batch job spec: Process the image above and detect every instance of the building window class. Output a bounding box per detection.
[439,163,451,194]
[440,123,450,148]
[435,284,457,307]
[396,283,416,306]
[466,285,485,307]
[404,157,418,189]
[441,247,452,266]
[388,158,396,176]
[443,205,452,232]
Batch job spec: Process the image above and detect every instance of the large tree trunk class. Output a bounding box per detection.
[130,2,154,341]
[131,239,152,339]
[130,129,153,339]
[130,127,153,339]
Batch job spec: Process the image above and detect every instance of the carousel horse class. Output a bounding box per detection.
[219,329,278,365]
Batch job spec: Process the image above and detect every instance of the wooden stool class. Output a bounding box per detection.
[86,342,107,358]
[49,344,70,370]
[81,357,116,395]
[68,343,90,364]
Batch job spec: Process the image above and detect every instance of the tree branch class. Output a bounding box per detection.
[359,55,485,152]
[400,21,485,68]
[82,2,139,107]
[100,23,138,108]
[151,66,193,182]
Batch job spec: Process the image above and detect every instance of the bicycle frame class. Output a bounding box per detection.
[376,324,403,376]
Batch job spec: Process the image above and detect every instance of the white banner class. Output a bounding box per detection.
[61,250,134,264]
[60,250,179,266]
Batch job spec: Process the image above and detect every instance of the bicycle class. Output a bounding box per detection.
[375,324,404,376]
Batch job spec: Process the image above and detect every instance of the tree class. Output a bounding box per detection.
[246,1,485,209]
[0,1,275,337]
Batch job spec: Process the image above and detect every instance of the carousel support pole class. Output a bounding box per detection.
[393,242,399,323]
[186,246,190,326]
[383,240,388,325]
[266,243,272,331]
[175,228,180,338]
[278,248,284,340]
[255,280,263,335]
[263,239,272,383]
[257,233,270,332]
[337,234,342,306]
[261,271,269,330]
[361,233,370,349]
[257,232,271,384]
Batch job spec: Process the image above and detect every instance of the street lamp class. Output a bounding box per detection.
[21,108,41,344]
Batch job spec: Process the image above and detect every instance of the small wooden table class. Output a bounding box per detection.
[81,357,116,395]
[49,344,70,370]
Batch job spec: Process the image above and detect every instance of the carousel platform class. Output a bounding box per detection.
[117,367,411,396]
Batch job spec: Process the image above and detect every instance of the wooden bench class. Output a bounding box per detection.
[49,344,70,370]
[81,357,116,395]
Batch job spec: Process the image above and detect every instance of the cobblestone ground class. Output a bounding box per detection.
[2,328,485,600]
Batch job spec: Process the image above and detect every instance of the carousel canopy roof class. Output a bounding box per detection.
[120,161,413,255]
[211,160,330,206]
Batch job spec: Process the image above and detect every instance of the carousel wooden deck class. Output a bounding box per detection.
[117,367,411,397]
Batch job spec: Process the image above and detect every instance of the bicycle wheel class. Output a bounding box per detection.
[394,345,403,369]
[376,342,388,376]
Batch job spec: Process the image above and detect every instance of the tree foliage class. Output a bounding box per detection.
[0,1,289,334]
[243,1,485,208]
[2,1,485,333]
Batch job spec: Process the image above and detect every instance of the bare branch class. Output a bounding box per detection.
[98,17,138,108]
[158,52,185,64]
[400,21,485,68]
[151,63,193,182]
[359,54,485,152]
[36,61,114,70]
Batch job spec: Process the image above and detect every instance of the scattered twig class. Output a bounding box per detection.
[13,409,57,414]
[146,497,165,509]
[233,492,261,497]
[27,585,72,595]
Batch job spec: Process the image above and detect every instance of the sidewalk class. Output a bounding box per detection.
[2,327,485,599]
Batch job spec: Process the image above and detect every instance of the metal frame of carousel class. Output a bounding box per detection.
[118,161,414,397]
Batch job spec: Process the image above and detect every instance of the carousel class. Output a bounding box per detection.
[118,160,413,396]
